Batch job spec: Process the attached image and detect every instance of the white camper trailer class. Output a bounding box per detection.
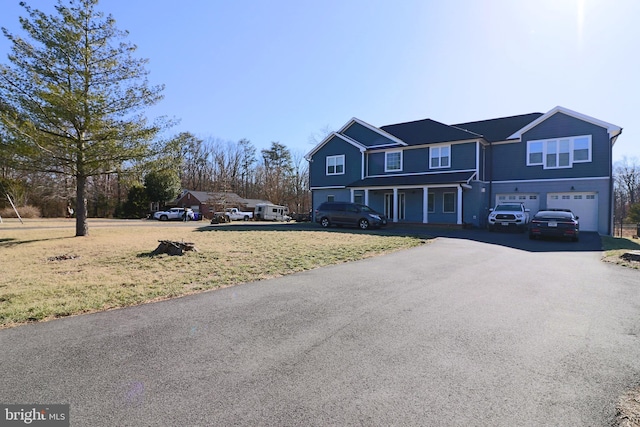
[255,204,290,221]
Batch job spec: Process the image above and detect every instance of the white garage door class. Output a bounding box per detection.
[547,192,598,231]
[495,193,540,213]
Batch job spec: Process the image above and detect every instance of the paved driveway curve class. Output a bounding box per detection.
[1,231,640,426]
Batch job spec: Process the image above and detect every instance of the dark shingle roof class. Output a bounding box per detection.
[380,119,481,146]
[348,171,476,188]
[452,113,543,142]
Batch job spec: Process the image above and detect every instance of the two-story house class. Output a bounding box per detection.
[306,106,622,235]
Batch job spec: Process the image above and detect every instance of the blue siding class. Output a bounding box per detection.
[366,142,477,176]
[492,113,611,181]
[367,152,387,175]
[449,143,476,171]
[309,136,362,188]
[342,122,398,147]
[404,148,430,173]
[426,188,458,224]
[423,143,475,172]
[462,181,490,228]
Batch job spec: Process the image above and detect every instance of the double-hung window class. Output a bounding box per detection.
[528,141,543,165]
[443,193,455,213]
[385,151,402,172]
[573,137,591,162]
[527,135,591,169]
[326,155,345,175]
[430,145,450,169]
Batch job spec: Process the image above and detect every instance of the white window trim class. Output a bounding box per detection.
[443,192,455,213]
[572,136,592,164]
[526,135,592,169]
[384,150,403,172]
[326,155,345,176]
[430,145,451,169]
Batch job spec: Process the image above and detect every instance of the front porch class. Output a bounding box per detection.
[349,185,463,225]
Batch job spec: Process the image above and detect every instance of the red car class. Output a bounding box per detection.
[528,210,580,241]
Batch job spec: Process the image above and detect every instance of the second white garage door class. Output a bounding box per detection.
[547,192,598,231]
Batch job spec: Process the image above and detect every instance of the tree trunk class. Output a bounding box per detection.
[76,174,89,236]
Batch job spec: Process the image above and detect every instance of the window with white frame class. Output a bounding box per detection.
[326,155,345,175]
[443,193,455,213]
[528,141,543,165]
[430,145,450,169]
[527,135,592,169]
[573,137,591,162]
[385,151,402,172]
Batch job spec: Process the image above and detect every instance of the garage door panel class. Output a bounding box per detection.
[547,192,598,231]
[496,194,540,213]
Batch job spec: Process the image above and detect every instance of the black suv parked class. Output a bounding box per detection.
[315,201,387,230]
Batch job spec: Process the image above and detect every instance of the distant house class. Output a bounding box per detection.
[175,190,252,219]
[306,106,622,235]
[243,198,273,210]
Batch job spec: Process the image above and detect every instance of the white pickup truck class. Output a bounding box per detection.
[487,203,530,232]
[218,208,253,221]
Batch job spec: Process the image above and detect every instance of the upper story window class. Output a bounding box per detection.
[326,155,345,175]
[430,145,450,169]
[527,135,592,169]
[385,151,402,172]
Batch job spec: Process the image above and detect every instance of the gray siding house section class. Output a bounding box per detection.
[306,107,621,234]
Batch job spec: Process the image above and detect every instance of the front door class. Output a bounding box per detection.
[384,193,405,221]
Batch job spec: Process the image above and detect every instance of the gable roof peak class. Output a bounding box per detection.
[507,106,622,140]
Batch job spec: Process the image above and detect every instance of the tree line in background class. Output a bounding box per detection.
[120,134,311,219]
[613,156,640,235]
[0,131,311,221]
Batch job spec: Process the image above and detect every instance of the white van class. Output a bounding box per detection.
[255,204,290,221]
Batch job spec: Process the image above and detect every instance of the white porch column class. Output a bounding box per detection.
[350,188,354,202]
[393,188,399,223]
[422,187,429,223]
[364,189,369,206]
[457,185,463,225]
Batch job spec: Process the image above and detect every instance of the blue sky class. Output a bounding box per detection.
[1,0,638,163]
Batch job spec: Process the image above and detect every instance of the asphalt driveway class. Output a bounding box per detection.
[1,229,639,426]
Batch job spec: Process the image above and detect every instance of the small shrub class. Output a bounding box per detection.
[0,205,41,218]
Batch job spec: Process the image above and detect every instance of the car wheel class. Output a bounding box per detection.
[243,215,250,221]
[320,217,330,228]
[358,219,370,230]
[160,215,168,221]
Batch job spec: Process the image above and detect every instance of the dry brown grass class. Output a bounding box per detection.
[0,219,424,328]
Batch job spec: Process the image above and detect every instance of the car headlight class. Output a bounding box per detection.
[369,214,381,220]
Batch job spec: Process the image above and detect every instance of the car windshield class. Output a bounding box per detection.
[494,205,521,211]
